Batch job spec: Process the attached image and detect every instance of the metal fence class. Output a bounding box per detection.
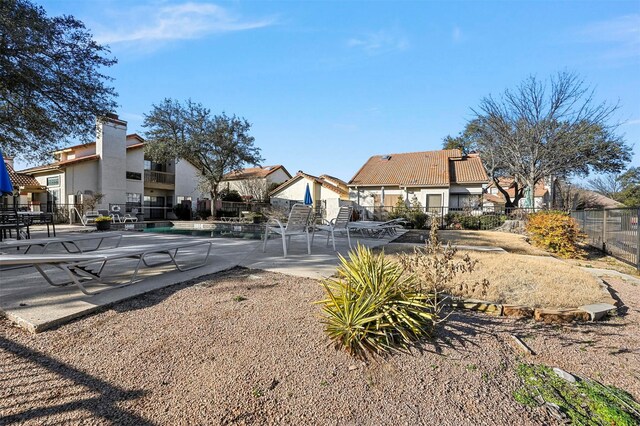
[571,207,639,270]
[357,205,535,230]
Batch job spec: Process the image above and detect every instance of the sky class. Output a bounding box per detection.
[18,0,640,183]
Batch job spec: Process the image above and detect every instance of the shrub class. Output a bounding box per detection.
[398,220,488,312]
[94,215,112,223]
[317,245,436,358]
[526,211,586,258]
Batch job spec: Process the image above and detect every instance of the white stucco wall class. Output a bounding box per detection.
[96,118,127,207]
[266,168,290,185]
[125,148,144,198]
[175,160,207,204]
[65,161,99,199]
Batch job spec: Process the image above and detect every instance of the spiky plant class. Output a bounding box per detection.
[318,245,436,358]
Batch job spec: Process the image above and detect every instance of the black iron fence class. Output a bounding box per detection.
[571,207,639,270]
[357,205,535,230]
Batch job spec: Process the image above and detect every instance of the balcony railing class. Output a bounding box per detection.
[144,170,175,187]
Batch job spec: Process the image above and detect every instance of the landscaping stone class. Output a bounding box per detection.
[533,308,591,324]
[578,303,617,321]
[503,305,534,318]
[552,367,576,383]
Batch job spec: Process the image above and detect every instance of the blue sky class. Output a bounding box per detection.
[21,0,640,182]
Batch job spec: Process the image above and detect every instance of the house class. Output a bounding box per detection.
[348,149,488,217]
[269,171,351,219]
[18,114,209,220]
[1,157,47,209]
[221,165,291,201]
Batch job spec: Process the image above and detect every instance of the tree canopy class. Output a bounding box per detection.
[467,72,631,208]
[589,167,640,207]
[143,99,263,212]
[0,0,118,161]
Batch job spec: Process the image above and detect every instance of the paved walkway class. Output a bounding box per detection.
[0,227,397,332]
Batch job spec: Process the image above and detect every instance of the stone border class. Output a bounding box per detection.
[448,281,619,324]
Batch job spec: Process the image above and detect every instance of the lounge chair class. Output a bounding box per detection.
[348,218,406,238]
[81,211,100,226]
[121,208,139,223]
[0,240,213,295]
[312,206,353,250]
[263,203,312,257]
[0,232,123,254]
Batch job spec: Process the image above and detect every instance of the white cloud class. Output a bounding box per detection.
[577,14,640,60]
[347,29,409,55]
[95,2,275,46]
[623,118,640,126]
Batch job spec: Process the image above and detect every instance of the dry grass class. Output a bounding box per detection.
[439,230,548,256]
[450,252,605,308]
[387,249,605,309]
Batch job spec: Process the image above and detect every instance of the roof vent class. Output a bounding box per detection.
[381,155,391,160]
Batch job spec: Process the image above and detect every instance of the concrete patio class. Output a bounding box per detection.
[0,226,400,333]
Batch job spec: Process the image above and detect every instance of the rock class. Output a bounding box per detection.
[348,365,357,371]
[552,367,576,383]
[578,303,617,321]
[533,308,591,323]
[503,305,534,318]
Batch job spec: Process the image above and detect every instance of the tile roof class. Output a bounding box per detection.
[349,149,488,187]
[20,155,100,174]
[5,163,44,189]
[449,156,488,184]
[222,165,290,181]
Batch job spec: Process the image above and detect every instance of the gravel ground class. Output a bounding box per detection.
[1,268,638,425]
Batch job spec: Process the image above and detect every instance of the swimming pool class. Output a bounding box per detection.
[143,226,262,239]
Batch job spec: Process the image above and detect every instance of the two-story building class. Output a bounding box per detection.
[19,114,209,220]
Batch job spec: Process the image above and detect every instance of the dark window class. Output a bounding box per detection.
[46,176,60,186]
[126,171,142,180]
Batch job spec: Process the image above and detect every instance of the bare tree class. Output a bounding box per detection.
[587,174,623,199]
[470,72,631,208]
[237,178,269,202]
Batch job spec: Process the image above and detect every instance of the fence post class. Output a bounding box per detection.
[602,209,607,252]
[636,208,639,272]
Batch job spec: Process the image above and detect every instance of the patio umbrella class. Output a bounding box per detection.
[304,183,313,205]
[0,149,13,195]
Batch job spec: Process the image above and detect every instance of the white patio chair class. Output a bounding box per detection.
[312,206,353,250]
[262,203,312,257]
[121,208,139,223]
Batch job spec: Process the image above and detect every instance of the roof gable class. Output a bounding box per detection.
[349,149,468,187]
[222,165,291,181]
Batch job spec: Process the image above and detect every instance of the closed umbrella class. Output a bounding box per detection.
[0,149,13,195]
[304,183,313,205]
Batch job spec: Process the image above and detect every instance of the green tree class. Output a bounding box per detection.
[617,167,640,207]
[469,72,631,208]
[441,122,479,154]
[142,99,263,216]
[0,0,117,161]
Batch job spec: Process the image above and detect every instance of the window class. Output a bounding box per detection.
[126,171,142,180]
[127,193,141,203]
[449,194,481,210]
[426,194,442,213]
[126,193,142,212]
[46,176,60,186]
[176,196,192,204]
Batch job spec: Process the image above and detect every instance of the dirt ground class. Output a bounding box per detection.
[1,268,638,425]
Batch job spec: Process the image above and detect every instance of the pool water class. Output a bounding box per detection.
[143,226,261,239]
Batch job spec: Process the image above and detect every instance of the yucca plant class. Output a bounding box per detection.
[317,245,436,358]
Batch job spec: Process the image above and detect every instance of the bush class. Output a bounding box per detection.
[526,211,586,258]
[317,245,436,358]
[220,189,243,202]
[173,204,192,220]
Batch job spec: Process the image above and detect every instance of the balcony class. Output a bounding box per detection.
[144,170,175,190]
